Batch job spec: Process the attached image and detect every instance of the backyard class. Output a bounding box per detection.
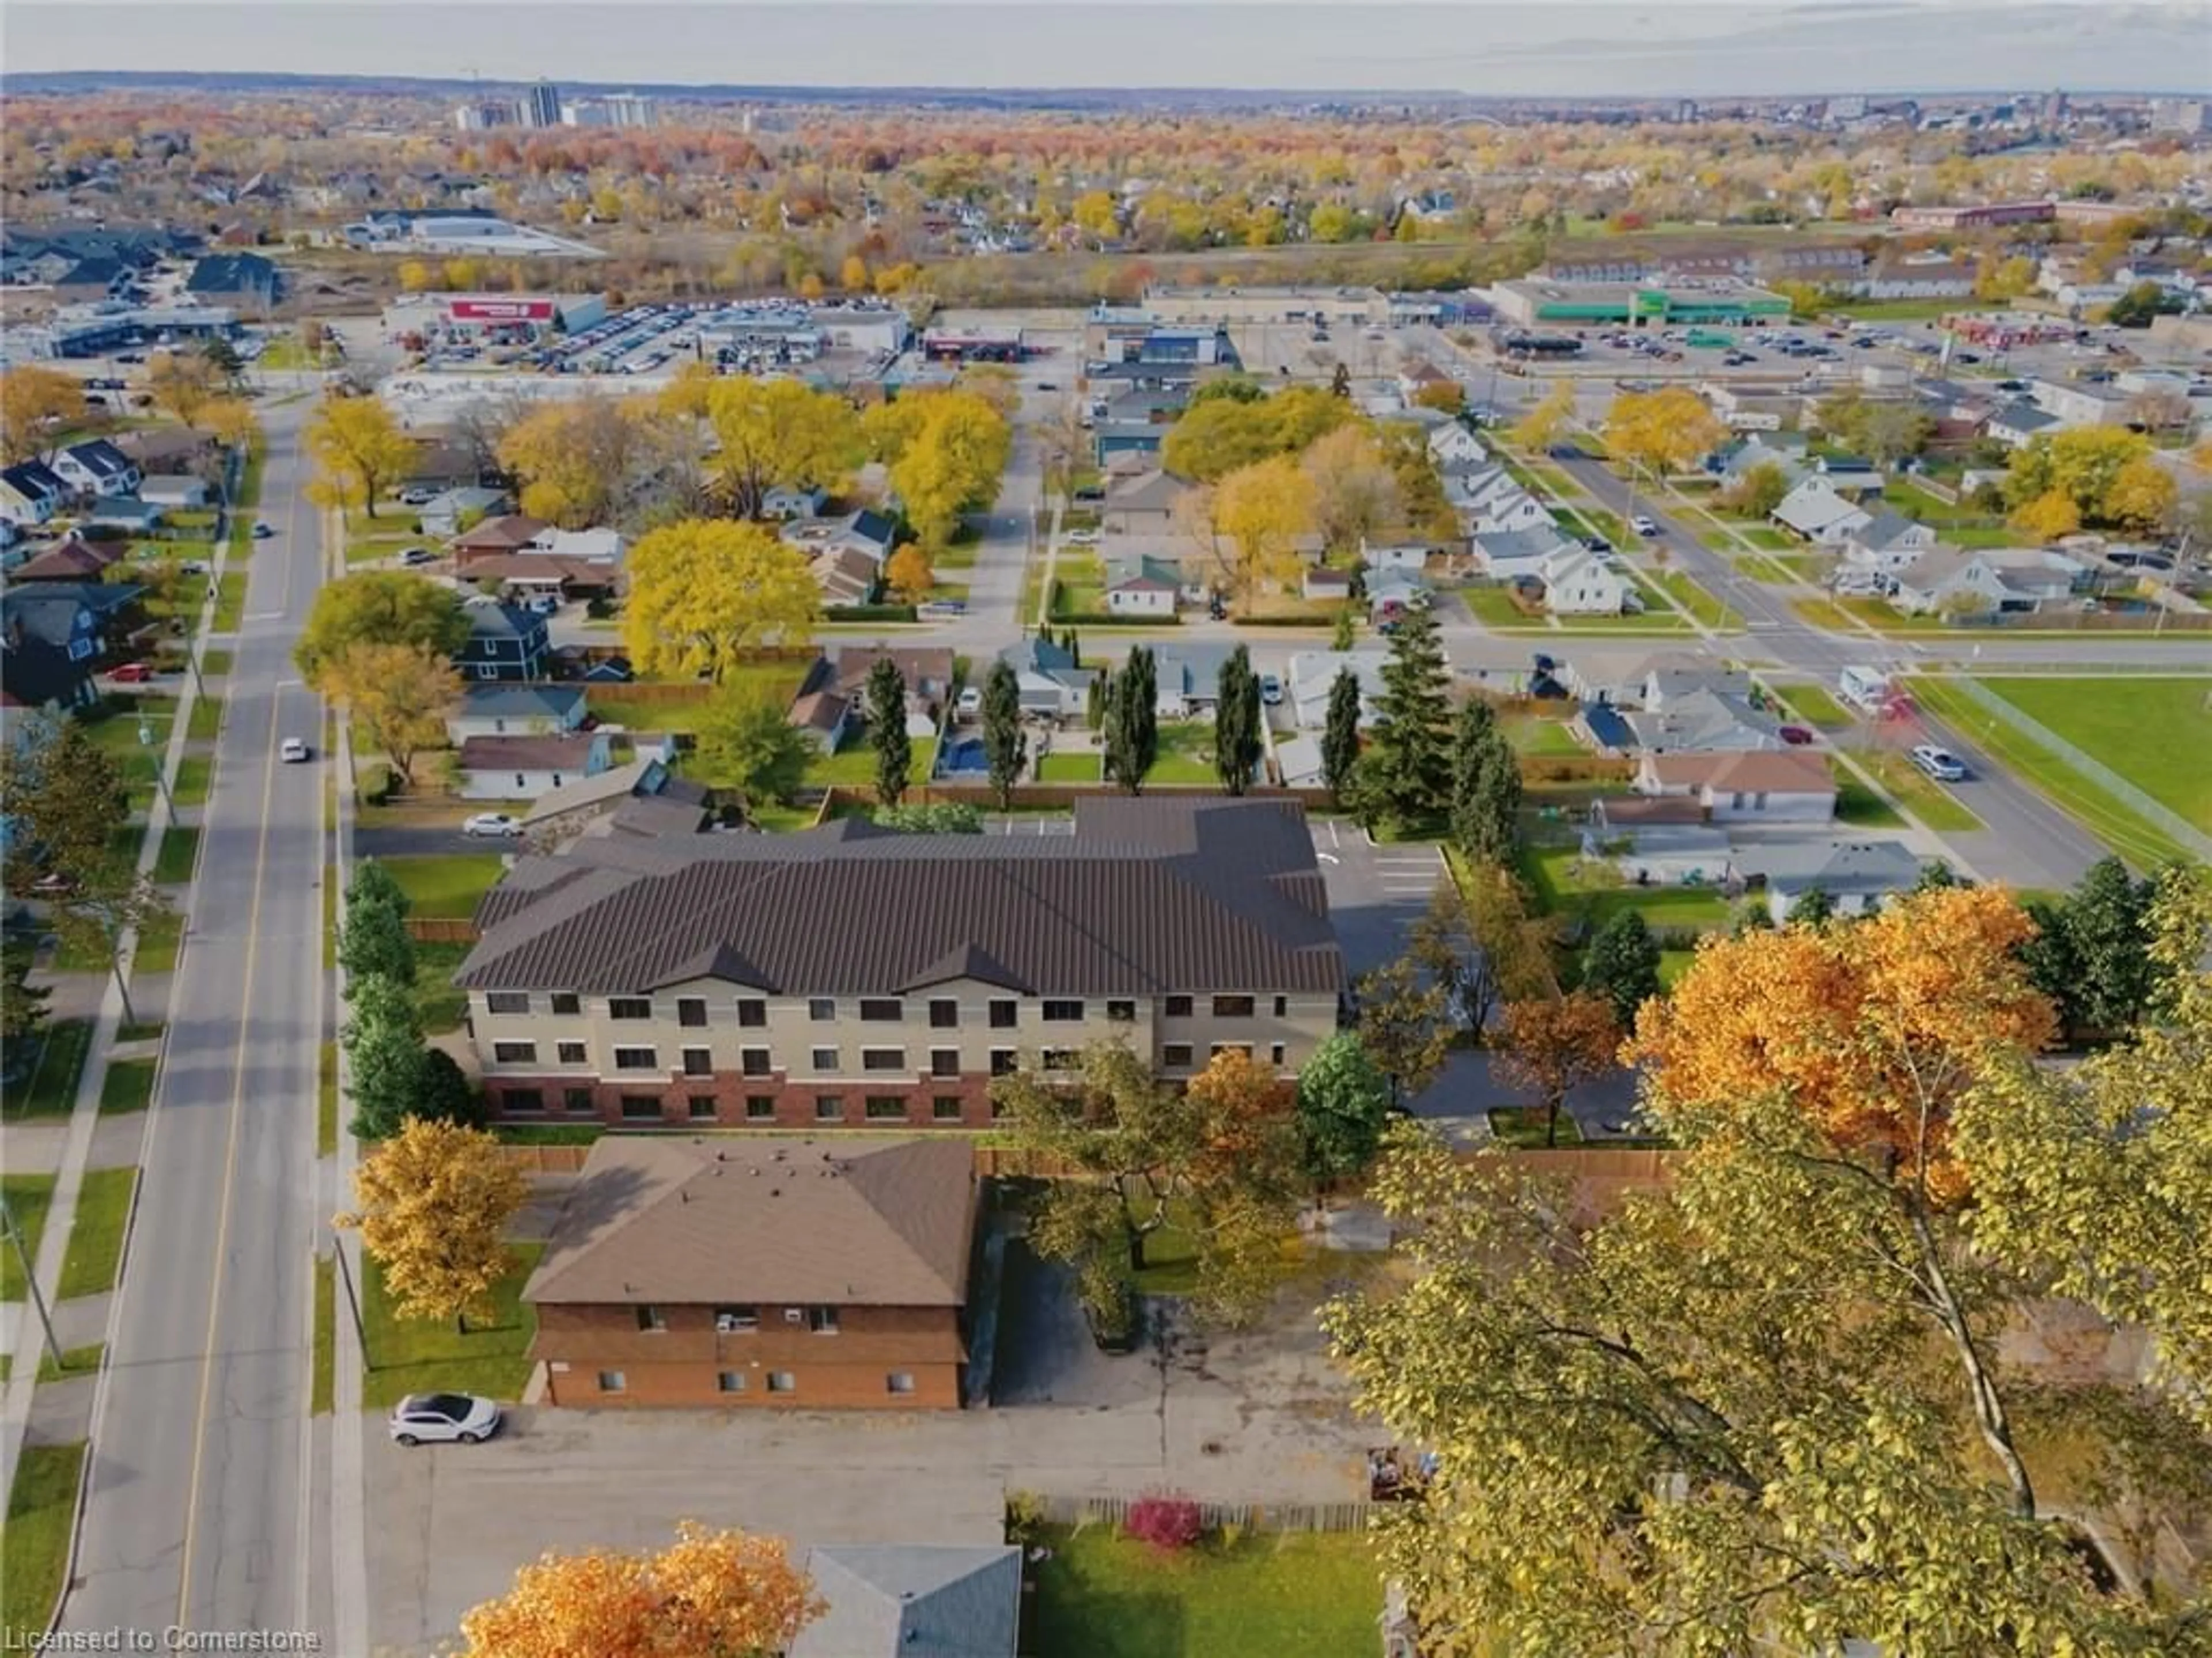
[1518,842,1734,935]
[385,856,508,920]
[361,1242,546,1410]
[1027,1523,1380,1658]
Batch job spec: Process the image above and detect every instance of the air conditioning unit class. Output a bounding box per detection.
[784,1308,805,1324]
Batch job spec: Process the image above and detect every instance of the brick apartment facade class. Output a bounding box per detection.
[528,1136,978,1410]
[455,797,1348,1129]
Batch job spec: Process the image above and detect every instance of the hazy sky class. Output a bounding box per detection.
[5,1,2209,96]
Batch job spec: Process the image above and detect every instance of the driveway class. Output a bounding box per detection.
[1309,818,1446,976]
[356,826,514,858]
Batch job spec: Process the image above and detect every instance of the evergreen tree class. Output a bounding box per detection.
[1581,910,1664,1029]
[980,661,1027,810]
[865,657,911,807]
[1331,608,1357,651]
[2063,857,2158,1033]
[1353,605,1452,831]
[339,860,416,992]
[1104,648,1158,795]
[343,974,431,1141]
[1064,628,1082,667]
[1213,644,1262,796]
[1321,668,1363,807]
[1084,667,1106,733]
[1448,697,1522,863]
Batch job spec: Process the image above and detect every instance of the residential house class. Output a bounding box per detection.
[995,635,1097,718]
[10,537,125,584]
[1839,510,1940,579]
[812,547,882,608]
[1303,566,1354,604]
[1471,525,1577,582]
[1538,546,1631,616]
[457,731,613,800]
[794,646,955,742]
[1589,795,1706,834]
[84,498,165,537]
[1425,422,1487,466]
[1288,647,1392,730]
[52,439,141,499]
[1149,642,1239,720]
[137,475,211,510]
[1104,555,1183,618]
[1984,400,2062,450]
[1368,568,1431,621]
[522,1136,980,1410]
[1358,539,1434,575]
[1634,749,1838,822]
[1612,825,1736,886]
[760,484,828,521]
[0,461,70,528]
[0,628,99,714]
[455,796,1348,1129]
[115,427,218,477]
[520,756,710,847]
[422,487,516,541]
[444,684,587,745]
[788,688,853,755]
[1890,546,2089,615]
[2027,378,2132,430]
[184,252,279,309]
[1813,456,1886,498]
[1,581,142,676]
[1099,389,1188,428]
[1772,479,1874,545]
[454,598,550,682]
[781,510,900,569]
[1396,362,1457,404]
[1625,687,1783,754]
[1093,421,1167,463]
[1735,839,1926,925]
[1455,477,1555,538]
[1101,469,1190,535]
[1710,433,1810,490]
[791,1546,1021,1658]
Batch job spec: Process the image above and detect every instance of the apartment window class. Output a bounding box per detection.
[563,1087,594,1114]
[933,1095,964,1122]
[492,1041,537,1064]
[502,1088,544,1114]
[1041,999,1084,1023]
[635,1305,666,1333]
[556,1041,588,1065]
[551,993,581,1016]
[990,1049,1018,1077]
[1042,1049,1080,1072]
[861,1048,906,1073]
[810,1048,839,1073]
[716,1371,748,1394]
[988,1000,1018,1029]
[619,1095,662,1121]
[677,997,707,1029]
[858,997,903,1022]
[767,1372,796,1394]
[485,992,530,1016]
[597,1371,626,1394]
[885,1372,916,1397]
[815,1095,844,1121]
[808,1306,841,1334]
[1165,995,1194,1018]
[681,1048,713,1077]
[929,998,959,1029]
[745,1096,777,1121]
[687,1095,718,1121]
[864,1095,908,1121]
[740,1048,771,1077]
[1270,1043,1286,1067]
[609,997,652,1020]
[1212,995,1255,1018]
[1273,995,1288,1018]
[930,1049,960,1078]
[808,997,836,1022]
[737,999,767,1028]
[1163,1043,1194,1068]
[715,1305,759,1333]
[1105,999,1136,1023]
[613,1046,658,1071]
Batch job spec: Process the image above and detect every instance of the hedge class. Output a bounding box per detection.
[825,603,919,623]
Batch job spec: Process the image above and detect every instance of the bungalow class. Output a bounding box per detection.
[1772,479,1874,545]
[1984,401,2062,450]
[1635,748,1837,824]
[1710,432,1810,490]
[451,513,550,561]
[1471,526,1577,582]
[1891,547,2089,615]
[52,439,141,499]
[84,498,165,536]
[1358,538,1434,575]
[10,537,124,583]
[996,635,1098,718]
[1100,389,1189,427]
[1613,824,1736,887]
[1101,469,1190,535]
[1288,647,1392,730]
[1812,456,1886,497]
[421,486,518,540]
[811,547,881,608]
[781,509,900,568]
[0,460,69,527]
[760,484,828,521]
[797,646,955,739]
[787,688,853,755]
[1625,687,1783,754]
[454,598,550,682]
[1150,641,1239,719]
[1537,546,1631,616]
[1736,838,1926,926]
[520,756,710,846]
[1368,567,1431,620]
[789,1546,1021,1658]
[1104,555,1183,618]
[1303,566,1354,604]
[444,683,587,745]
[137,474,211,510]
[1839,510,1940,577]
[456,731,613,800]
[1094,421,1167,462]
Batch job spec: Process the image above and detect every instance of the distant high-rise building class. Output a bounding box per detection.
[1827,94,1868,124]
[2149,97,2207,134]
[525,80,562,130]
[453,100,520,132]
[2038,89,2069,127]
[563,92,657,128]
[1673,98,1699,124]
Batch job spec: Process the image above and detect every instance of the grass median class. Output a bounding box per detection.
[58,1167,137,1299]
[1,1442,88,1642]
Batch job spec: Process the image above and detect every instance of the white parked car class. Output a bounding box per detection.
[1260,674,1284,706]
[1910,743,1968,783]
[463,813,522,839]
[1630,514,1660,537]
[279,737,311,764]
[1063,528,1100,546]
[955,686,984,722]
[389,1392,503,1447]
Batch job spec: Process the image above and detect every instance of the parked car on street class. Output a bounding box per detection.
[107,662,156,684]
[1778,725,1815,746]
[252,522,274,538]
[463,813,522,839]
[389,1393,502,1447]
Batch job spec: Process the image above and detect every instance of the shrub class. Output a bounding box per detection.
[1005,1490,1046,1545]
[1125,1491,1203,1553]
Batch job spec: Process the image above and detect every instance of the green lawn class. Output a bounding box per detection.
[211,571,248,632]
[1520,844,1733,934]
[317,1042,339,1158]
[587,663,808,734]
[385,855,507,919]
[200,648,234,676]
[38,1344,104,1382]
[186,693,224,742]
[134,910,183,975]
[173,754,213,807]
[3,1020,92,1122]
[412,941,474,1035]
[1647,569,1740,631]
[1503,714,1584,757]
[1770,683,1853,730]
[1038,751,1101,784]
[312,1257,336,1416]
[1029,1524,1381,1658]
[99,1057,158,1116]
[1462,586,1543,628]
[1835,777,1907,829]
[153,824,202,884]
[1971,677,2212,834]
[1853,748,1984,834]
[1488,1106,1585,1148]
[807,734,939,790]
[2,1441,88,1643]
[0,1174,56,1302]
[1152,723,1222,787]
[58,1167,137,1299]
[362,1241,546,1410]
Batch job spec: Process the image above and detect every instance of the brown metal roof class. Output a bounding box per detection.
[459,796,1344,997]
[526,1136,978,1308]
[1645,749,1835,794]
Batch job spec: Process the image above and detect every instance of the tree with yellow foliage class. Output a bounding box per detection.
[885,544,935,603]
[396,259,435,294]
[495,397,661,529]
[1300,424,1402,553]
[456,1523,820,1658]
[1603,385,1726,486]
[839,252,870,291]
[2105,453,2177,533]
[0,365,85,464]
[1507,379,1577,452]
[2009,488,2083,543]
[143,349,222,429]
[338,1118,527,1335]
[316,642,462,786]
[198,399,260,453]
[1213,454,1317,600]
[704,377,862,521]
[884,390,1012,549]
[622,518,820,682]
[306,394,417,520]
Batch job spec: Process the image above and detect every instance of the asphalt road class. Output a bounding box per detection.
[64,394,328,1644]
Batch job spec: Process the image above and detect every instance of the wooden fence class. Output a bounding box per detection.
[1036,1493,1381,1535]
[405,917,480,944]
[497,1144,592,1174]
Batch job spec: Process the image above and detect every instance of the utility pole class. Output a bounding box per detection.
[1,1197,63,1371]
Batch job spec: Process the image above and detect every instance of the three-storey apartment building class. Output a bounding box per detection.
[454,796,1347,1129]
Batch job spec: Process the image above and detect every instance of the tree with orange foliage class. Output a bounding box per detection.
[1493,991,1621,1148]
[885,544,934,604]
[457,1521,820,1657]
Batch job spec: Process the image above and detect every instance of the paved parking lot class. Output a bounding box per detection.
[1309,818,1446,975]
